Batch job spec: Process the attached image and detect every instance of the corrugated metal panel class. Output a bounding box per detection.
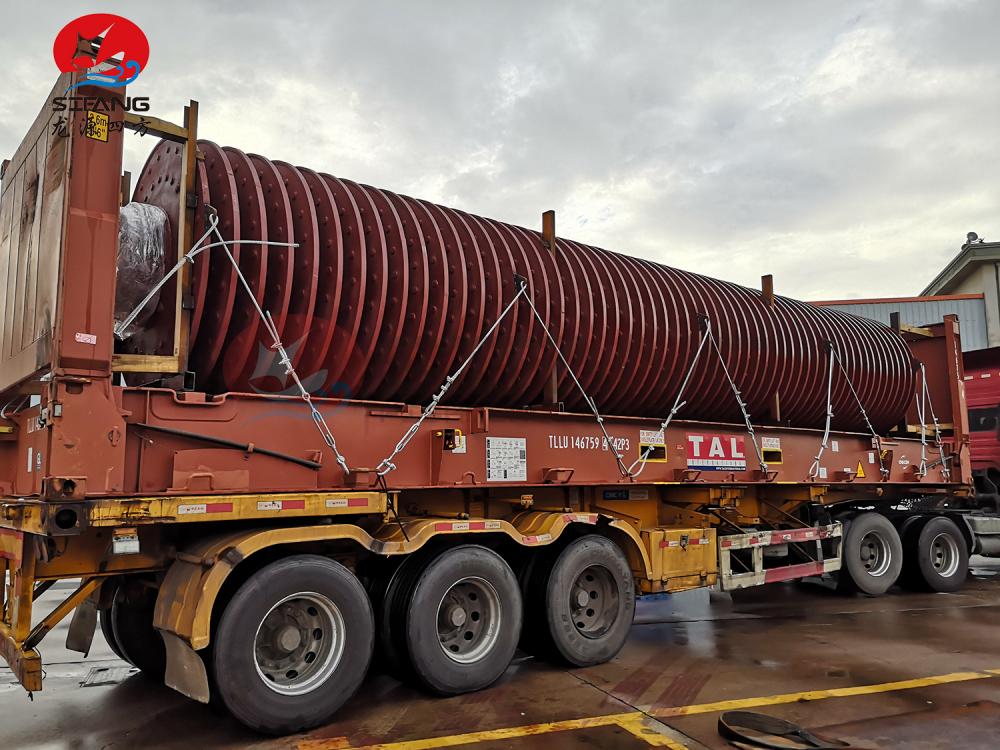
[0,75,70,391]
[817,298,988,351]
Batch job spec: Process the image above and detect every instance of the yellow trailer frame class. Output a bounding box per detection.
[0,486,750,699]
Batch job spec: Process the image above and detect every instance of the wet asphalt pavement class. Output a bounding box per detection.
[5,559,1000,749]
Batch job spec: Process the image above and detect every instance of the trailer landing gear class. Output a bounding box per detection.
[902,516,969,592]
[522,535,635,667]
[211,555,374,735]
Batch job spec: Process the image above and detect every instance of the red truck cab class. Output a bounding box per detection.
[963,347,1000,473]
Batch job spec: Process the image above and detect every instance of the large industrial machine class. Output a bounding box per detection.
[0,74,986,735]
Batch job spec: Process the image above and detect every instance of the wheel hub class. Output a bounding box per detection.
[253,592,346,696]
[929,532,960,577]
[437,577,501,664]
[276,625,302,652]
[858,530,892,577]
[569,565,620,639]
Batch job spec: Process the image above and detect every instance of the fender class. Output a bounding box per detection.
[152,511,651,702]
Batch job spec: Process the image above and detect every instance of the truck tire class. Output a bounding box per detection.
[837,513,902,596]
[110,582,165,678]
[389,545,522,695]
[901,516,969,592]
[376,548,434,679]
[212,555,374,735]
[98,582,128,663]
[99,608,128,663]
[522,535,635,667]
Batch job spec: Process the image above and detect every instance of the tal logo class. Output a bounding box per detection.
[52,13,149,91]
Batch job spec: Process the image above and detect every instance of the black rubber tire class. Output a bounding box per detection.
[393,545,522,696]
[99,607,128,662]
[212,555,374,735]
[110,583,165,678]
[901,516,969,592]
[98,582,129,663]
[837,513,903,596]
[377,549,434,680]
[522,535,635,667]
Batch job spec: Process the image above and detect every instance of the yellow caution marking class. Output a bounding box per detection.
[617,715,691,748]
[299,668,1000,750]
[653,669,995,718]
[296,712,638,750]
[856,460,866,479]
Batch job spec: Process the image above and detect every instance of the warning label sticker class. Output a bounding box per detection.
[487,437,527,482]
[686,433,747,471]
[639,429,666,447]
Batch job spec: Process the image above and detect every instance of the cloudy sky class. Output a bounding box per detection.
[3,0,998,300]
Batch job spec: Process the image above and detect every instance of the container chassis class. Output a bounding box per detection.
[0,75,988,734]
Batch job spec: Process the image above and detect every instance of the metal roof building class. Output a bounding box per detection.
[813,293,989,352]
[814,235,1000,352]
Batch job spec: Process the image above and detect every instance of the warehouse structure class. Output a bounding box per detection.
[815,234,1000,351]
[813,293,989,351]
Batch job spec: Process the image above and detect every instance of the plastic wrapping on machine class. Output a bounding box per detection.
[115,202,167,339]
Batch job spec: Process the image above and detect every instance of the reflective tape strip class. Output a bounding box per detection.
[433,520,504,532]
[660,537,709,548]
[0,528,22,562]
[257,499,308,511]
[177,503,233,515]
[763,561,825,584]
[325,497,369,508]
[522,533,552,544]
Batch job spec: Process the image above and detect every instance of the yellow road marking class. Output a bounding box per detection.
[652,668,1000,718]
[617,715,691,748]
[296,713,636,750]
[299,667,1000,750]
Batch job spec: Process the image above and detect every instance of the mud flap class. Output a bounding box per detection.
[66,597,97,656]
[161,630,210,703]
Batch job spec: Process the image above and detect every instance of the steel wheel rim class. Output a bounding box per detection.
[930,532,960,577]
[437,576,501,664]
[570,564,620,639]
[859,531,892,577]
[253,591,345,696]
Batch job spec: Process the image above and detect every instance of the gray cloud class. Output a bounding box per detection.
[3,0,998,300]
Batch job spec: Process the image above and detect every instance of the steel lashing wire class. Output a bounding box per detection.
[206,220,352,476]
[114,215,222,338]
[702,318,769,475]
[373,282,529,478]
[915,362,951,481]
[627,323,712,477]
[115,213,353,476]
[833,347,889,480]
[808,344,888,481]
[808,343,837,480]
[516,277,633,479]
[115,214,295,340]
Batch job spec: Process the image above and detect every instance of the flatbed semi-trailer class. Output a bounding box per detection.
[0,74,986,735]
